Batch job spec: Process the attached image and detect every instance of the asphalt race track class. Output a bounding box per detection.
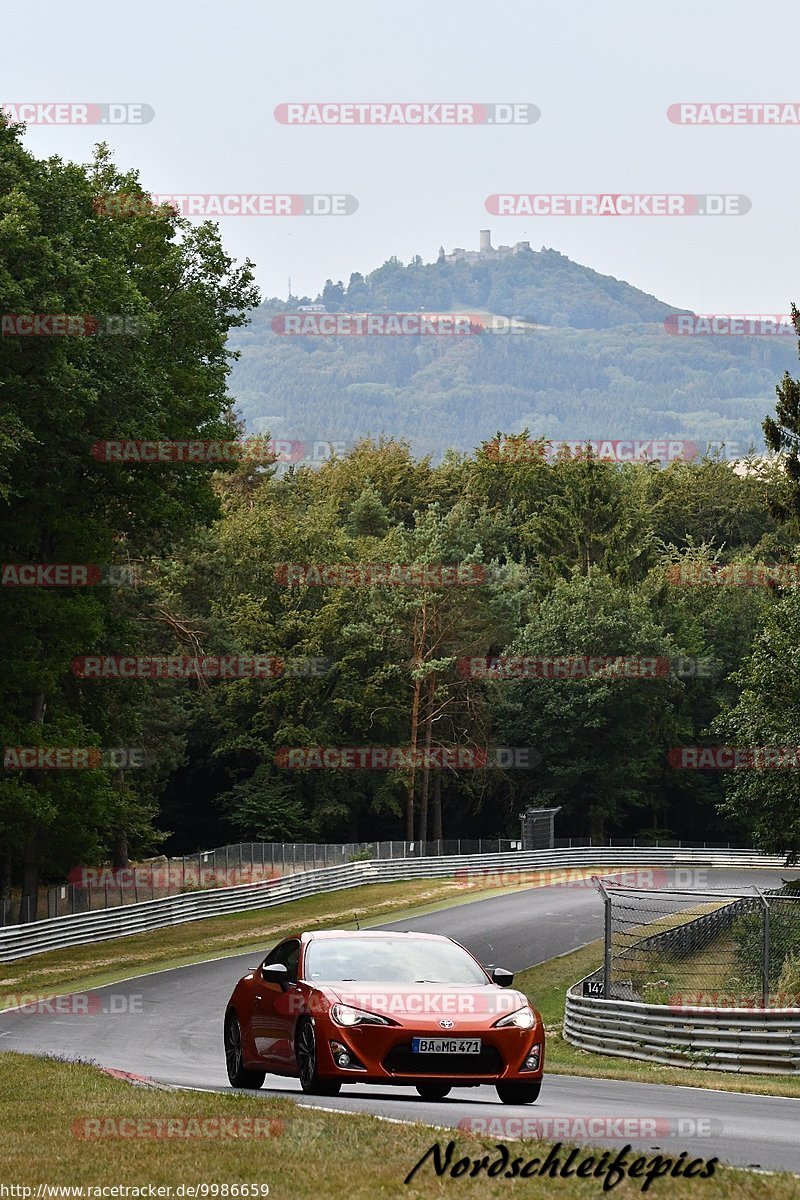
[2,869,800,1173]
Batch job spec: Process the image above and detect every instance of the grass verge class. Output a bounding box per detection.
[0,879,480,998]
[0,1053,796,1198]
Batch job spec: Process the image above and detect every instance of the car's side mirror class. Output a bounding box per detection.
[492,967,514,988]
[261,962,290,989]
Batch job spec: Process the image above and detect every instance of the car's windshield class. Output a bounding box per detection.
[303,937,489,984]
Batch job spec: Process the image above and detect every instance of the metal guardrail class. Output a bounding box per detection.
[564,985,800,1075]
[0,845,786,963]
[6,835,749,926]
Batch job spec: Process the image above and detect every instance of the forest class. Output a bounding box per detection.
[3,115,800,921]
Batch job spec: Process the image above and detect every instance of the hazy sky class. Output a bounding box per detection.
[3,1,798,314]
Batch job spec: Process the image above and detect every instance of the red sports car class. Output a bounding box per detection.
[224,929,544,1103]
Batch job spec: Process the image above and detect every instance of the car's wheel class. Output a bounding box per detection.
[415,1083,452,1101]
[224,1013,266,1089]
[496,1078,541,1104]
[295,1018,342,1096]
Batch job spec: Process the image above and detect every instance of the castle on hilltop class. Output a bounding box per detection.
[438,229,531,264]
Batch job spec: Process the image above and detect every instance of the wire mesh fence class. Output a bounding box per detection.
[592,879,800,1008]
[0,835,770,927]
[1,837,521,925]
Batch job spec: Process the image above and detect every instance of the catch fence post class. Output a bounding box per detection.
[597,880,612,999]
[755,889,770,1008]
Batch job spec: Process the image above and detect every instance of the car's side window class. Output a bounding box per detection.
[263,938,300,982]
[262,943,283,968]
[284,941,300,982]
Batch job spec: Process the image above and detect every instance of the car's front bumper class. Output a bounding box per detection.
[317,1021,544,1084]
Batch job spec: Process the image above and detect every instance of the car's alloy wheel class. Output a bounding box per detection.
[296,1018,341,1095]
[224,1013,266,1089]
[415,1083,452,1101]
[496,1079,541,1104]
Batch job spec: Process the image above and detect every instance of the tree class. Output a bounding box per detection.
[713,589,800,861]
[0,116,259,913]
[763,304,800,520]
[347,484,390,538]
[491,571,681,840]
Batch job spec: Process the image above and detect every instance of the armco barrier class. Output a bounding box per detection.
[0,846,787,963]
[564,984,800,1074]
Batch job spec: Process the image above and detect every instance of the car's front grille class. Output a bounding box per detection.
[383,1043,504,1076]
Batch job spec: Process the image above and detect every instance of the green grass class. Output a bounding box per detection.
[0,1053,797,1198]
[0,879,481,999]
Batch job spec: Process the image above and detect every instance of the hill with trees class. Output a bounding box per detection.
[229,247,798,459]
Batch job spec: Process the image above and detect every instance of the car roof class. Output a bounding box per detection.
[298,929,452,943]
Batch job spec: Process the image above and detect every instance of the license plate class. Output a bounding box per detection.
[411,1038,481,1054]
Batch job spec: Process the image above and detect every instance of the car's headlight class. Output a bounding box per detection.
[331,1004,391,1027]
[493,1006,536,1030]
